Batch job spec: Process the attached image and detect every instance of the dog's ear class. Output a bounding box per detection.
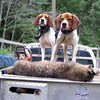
[72,15,80,30]
[48,15,53,27]
[54,14,62,29]
[33,15,39,27]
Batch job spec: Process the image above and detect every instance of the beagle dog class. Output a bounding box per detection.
[33,14,55,61]
[51,13,80,62]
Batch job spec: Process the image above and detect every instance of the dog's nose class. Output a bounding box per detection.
[41,19,44,22]
[62,23,67,26]
[62,23,67,28]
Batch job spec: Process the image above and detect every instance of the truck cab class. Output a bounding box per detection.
[16,43,96,67]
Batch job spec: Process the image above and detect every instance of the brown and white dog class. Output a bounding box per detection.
[33,14,55,61]
[51,13,80,62]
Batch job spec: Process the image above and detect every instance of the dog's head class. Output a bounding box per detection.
[33,14,53,27]
[54,13,80,31]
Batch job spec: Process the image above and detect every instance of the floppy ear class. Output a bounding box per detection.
[72,15,80,30]
[54,14,62,29]
[33,16,39,27]
[48,15,53,27]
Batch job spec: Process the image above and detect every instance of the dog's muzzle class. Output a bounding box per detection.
[61,23,67,30]
[41,19,44,24]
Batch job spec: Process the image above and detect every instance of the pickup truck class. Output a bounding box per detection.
[16,43,96,67]
[0,44,100,100]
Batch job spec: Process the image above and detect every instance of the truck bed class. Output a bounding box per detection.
[0,70,100,100]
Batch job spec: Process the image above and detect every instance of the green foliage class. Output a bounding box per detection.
[0,0,51,45]
[56,0,81,14]
[55,0,100,47]
[1,0,100,49]
[0,49,11,55]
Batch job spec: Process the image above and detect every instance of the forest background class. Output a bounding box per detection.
[0,0,100,54]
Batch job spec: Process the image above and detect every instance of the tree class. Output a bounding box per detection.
[79,0,100,47]
[1,0,12,49]
[0,0,51,50]
[56,0,100,47]
[1,0,100,51]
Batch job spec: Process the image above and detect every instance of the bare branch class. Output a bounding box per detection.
[0,0,3,27]
[1,0,12,49]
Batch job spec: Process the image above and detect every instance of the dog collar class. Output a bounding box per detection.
[61,29,73,43]
[61,29,73,35]
[38,24,50,39]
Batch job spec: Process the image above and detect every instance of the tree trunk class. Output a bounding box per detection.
[0,0,3,27]
[1,0,12,49]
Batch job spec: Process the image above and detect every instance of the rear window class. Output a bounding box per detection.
[69,58,93,65]
[76,59,93,65]
[30,48,41,54]
[30,47,93,66]
[66,49,91,57]
[76,50,91,57]
[45,48,51,55]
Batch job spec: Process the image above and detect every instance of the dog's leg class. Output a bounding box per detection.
[72,32,79,62]
[41,45,45,61]
[51,46,59,61]
[51,32,65,62]
[62,44,68,62]
[72,45,78,61]
[50,44,58,62]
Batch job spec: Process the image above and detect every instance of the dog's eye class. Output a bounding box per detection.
[61,18,64,21]
[45,16,48,19]
[68,19,71,21]
[39,16,42,18]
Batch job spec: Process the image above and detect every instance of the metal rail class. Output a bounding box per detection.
[0,39,100,50]
[0,39,40,46]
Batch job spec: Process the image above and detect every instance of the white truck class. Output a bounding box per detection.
[0,43,100,100]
